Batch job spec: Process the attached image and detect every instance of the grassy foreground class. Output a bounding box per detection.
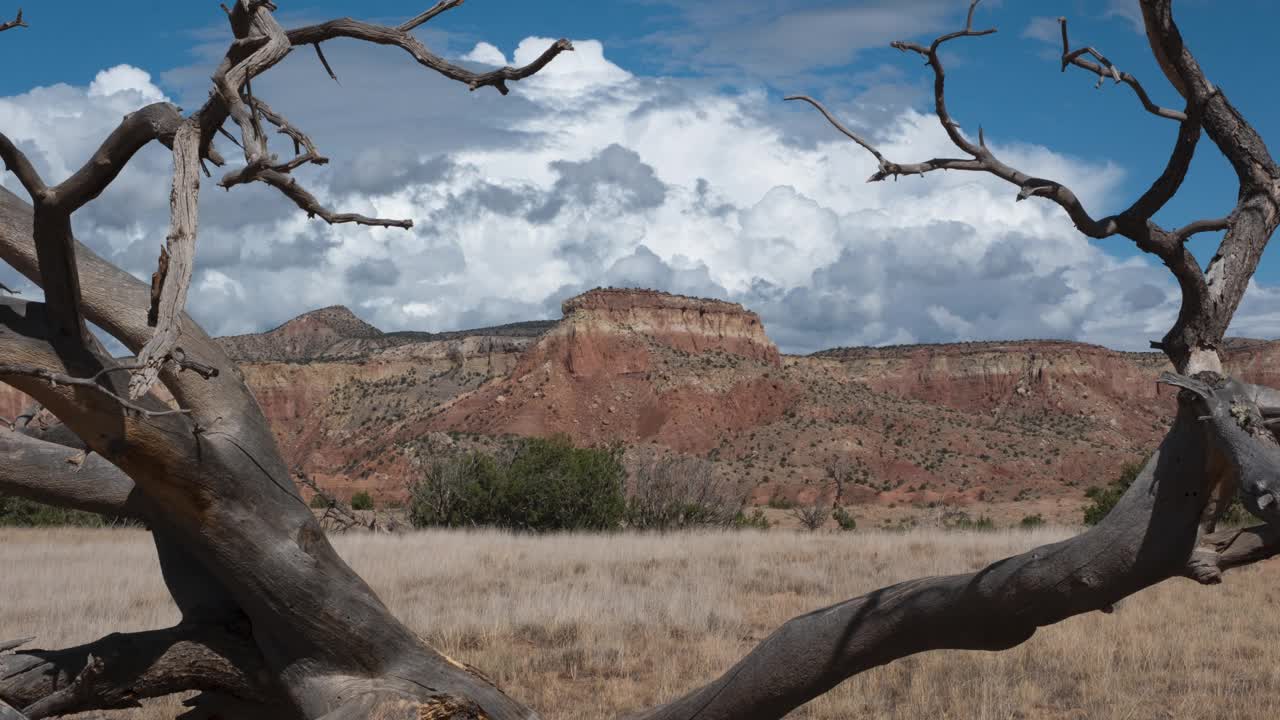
[2,527,1278,719]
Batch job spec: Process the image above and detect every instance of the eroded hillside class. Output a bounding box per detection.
[4,290,1278,523]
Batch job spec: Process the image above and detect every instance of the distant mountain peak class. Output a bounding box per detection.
[273,305,383,339]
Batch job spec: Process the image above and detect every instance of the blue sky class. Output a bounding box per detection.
[2,1,1279,352]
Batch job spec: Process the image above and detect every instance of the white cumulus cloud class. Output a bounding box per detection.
[2,38,1275,355]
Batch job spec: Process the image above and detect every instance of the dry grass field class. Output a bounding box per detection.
[3,527,1279,719]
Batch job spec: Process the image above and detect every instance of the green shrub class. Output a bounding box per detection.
[409,436,626,532]
[832,505,857,531]
[350,491,374,511]
[732,508,771,530]
[309,493,331,509]
[1019,513,1045,529]
[0,495,135,528]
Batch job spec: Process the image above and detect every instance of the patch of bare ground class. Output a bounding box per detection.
[3,527,1278,719]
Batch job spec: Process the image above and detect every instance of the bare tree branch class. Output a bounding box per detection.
[285,19,573,96]
[397,0,465,31]
[0,624,274,718]
[0,8,24,33]
[0,429,143,519]
[0,133,46,198]
[312,42,339,83]
[789,4,1121,243]
[1172,215,1232,243]
[1057,17,1185,121]
[785,0,1279,375]
[131,121,201,399]
[0,102,200,361]
[631,381,1280,720]
[1188,523,1280,579]
[258,168,414,228]
[0,361,188,418]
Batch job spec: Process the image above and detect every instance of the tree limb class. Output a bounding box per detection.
[785,0,1277,374]
[1057,17,1185,121]
[47,103,188,213]
[398,0,465,32]
[0,102,199,359]
[0,186,269,440]
[789,3,1122,242]
[0,624,275,719]
[1172,215,1231,243]
[0,133,46,198]
[629,382,1280,720]
[0,429,143,519]
[0,8,24,33]
[257,168,414,228]
[130,120,201,399]
[285,19,573,96]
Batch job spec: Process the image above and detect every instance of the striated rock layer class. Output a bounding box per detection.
[3,289,1279,521]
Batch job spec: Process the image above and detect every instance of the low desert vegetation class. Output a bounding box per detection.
[349,491,374,511]
[4,526,1279,720]
[408,436,760,532]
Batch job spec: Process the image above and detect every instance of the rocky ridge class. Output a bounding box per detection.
[4,288,1279,524]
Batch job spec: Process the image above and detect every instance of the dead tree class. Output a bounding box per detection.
[1,1,1279,719]
[0,2,574,718]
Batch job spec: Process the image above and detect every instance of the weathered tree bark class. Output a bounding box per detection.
[1,1,1279,719]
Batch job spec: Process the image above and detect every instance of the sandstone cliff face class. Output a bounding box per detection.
[427,289,791,452]
[549,289,781,374]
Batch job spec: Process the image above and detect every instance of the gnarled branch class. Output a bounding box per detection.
[786,0,1280,375]
[0,624,274,719]
[0,428,141,519]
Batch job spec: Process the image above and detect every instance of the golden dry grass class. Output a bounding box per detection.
[3,527,1279,719]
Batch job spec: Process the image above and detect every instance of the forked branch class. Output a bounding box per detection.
[285,20,572,96]
[0,8,23,33]
[787,0,1275,374]
[0,362,189,419]
[127,0,568,396]
[0,625,272,718]
[1057,17,1185,121]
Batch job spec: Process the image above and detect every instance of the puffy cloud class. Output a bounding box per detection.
[528,144,667,223]
[511,38,631,98]
[3,38,1277,355]
[87,65,166,103]
[462,42,508,67]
